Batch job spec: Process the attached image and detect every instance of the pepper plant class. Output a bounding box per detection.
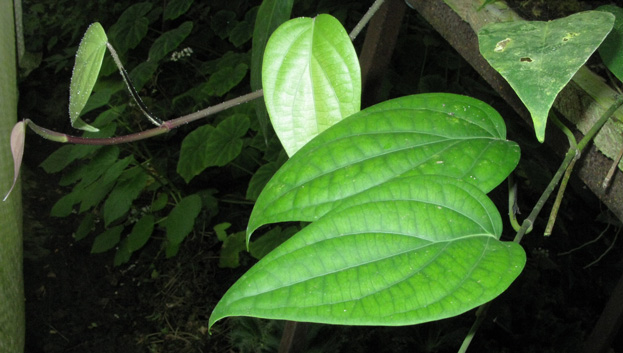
[5,0,623,351]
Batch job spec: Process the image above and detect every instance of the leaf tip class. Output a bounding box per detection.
[4,121,27,201]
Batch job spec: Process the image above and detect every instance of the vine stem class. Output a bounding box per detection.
[26,0,380,146]
[27,90,264,145]
[460,94,623,353]
[349,0,385,40]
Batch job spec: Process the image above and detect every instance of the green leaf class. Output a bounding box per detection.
[211,10,237,39]
[103,168,149,226]
[229,21,253,47]
[210,175,525,328]
[126,214,155,252]
[251,0,295,138]
[163,0,194,21]
[201,63,249,97]
[219,231,247,268]
[69,22,108,132]
[114,239,132,266]
[246,161,283,201]
[91,225,124,253]
[148,21,193,62]
[164,194,202,246]
[108,2,152,54]
[177,124,214,183]
[74,213,96,241]
[249,226,297,260]
[248,94,520,239]
[214,222,232,242]
[262,14,361,156]
[478,11,615,142]
[63,146,120,189]
[597,5,623,82]
[129,61,159,91]
[177,114,250,183]
[151,193,169,212]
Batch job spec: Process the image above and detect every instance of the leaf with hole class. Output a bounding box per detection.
[478,11,614,142]
[69,22,108,132]
[262,14,361,156]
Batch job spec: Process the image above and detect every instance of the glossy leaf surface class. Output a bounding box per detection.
[210,175,525,327]
[262,14,361,156]
[209,93,524,328]
[69,22,108,132]
[248,94,520,238]
[250,0,295,138]
[478,11,614,142]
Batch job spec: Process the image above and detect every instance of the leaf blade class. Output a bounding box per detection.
[478,11,615,142]
[248,94,520,239]
[69,22,108,132]
[262,14,361,156]
[210,176,525,327]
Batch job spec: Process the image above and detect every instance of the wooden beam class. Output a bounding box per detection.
[405,0,623,224]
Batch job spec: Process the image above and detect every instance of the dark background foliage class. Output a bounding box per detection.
[18,0,623,352]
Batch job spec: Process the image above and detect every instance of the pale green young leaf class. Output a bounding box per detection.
[478,11,615,142]
[597,5,623,82]
[148,21,193,62]
[69,22,108,132]
[248,94,520,239]
[250,0,294,139]
[91,225,124,254]
[210,175,525,328]
[262,14,361,156]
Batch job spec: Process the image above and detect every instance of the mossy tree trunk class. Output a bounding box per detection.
[0,0,25,351]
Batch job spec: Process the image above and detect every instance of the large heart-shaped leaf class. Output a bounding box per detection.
[69,22,108,132]
[478,11,614,142]
[209,175,525,327]
[262,14,361,156]
[247,93,520,239]
[208,93,523,329]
